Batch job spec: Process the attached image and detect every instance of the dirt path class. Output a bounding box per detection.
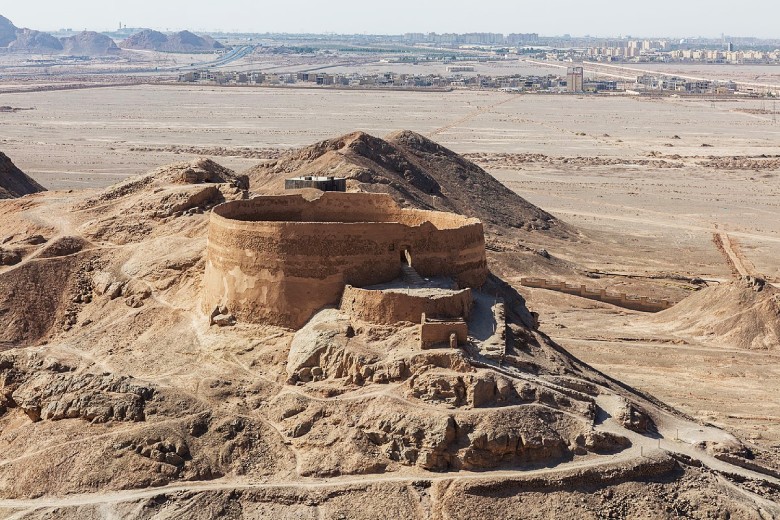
[715,231,752,278]
[0,430,777,515]
[542,207,780,245]
[0,456,642,512]
[428,95,516,137]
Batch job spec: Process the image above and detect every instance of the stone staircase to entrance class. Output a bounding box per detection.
[401,264,425,285]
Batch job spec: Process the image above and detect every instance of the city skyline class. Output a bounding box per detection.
[3,1,779,39]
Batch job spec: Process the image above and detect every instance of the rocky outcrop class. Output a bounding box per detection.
[0,248,21,266]
[165,30,223,52]
[0,353,155,423]
[74,158,249,244]
[650,281,780,350]
[119,29,167,51]
[274,305,627,476]
[0,137,775,515]
[0,15,16,47]
[37,236,89,258]
[121,29,223,52]
[271,392,627,475]
[0,15,61,53]
[13,372,154,423]
[248,130,569,234]
[0,151,45,199]
[60,31,119,55]
[9,28,62,53]
[167,157,248,188]
[618,402,657,434]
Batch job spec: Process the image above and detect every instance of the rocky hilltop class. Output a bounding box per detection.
[121,29,223,52]
[0,151,45,199]
[650,277,780,350]
[249,130,567,235]
[0,139,777,517]
[0,14,219,55]
[0,14,15,47]
[8,28,62,53]
[0,15,119,55]
[60,31,120,55]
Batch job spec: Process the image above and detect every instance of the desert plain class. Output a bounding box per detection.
[1,79,780,517]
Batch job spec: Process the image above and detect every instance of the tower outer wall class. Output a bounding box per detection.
[203,192,487,328]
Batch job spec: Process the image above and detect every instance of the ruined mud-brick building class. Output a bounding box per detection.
[203,191,488,330]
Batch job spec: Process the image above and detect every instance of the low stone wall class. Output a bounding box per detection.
[420,313,469,349]
[340,285,472,325]
[203,192,488,328]
[520,278,673,313]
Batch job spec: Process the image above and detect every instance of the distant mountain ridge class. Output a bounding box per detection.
[60,31,119,55]
[120,29,223,52]
[9,28,63,53]
[0,14,217,55]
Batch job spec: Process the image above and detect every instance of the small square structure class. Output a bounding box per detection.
[284,176,347,192]
[420,313,468,349]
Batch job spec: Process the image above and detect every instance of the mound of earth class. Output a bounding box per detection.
[8,28,62,53]
[650,278,780,350]
[165,30,223,52]
[247,130,568,235]
[0,15,16,47]
[119,29,167,51]
[121,29,223,52]
[0,152,777,516]
[0,151,45,199]
[60,31,119,55]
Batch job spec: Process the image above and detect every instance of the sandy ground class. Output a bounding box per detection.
[2,83,779,454]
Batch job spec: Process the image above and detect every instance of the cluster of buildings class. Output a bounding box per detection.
[402,32,539,45]
[177,68,618,93]
[177,65,780,96]
[635,75,729,94]
[583,41,780,64]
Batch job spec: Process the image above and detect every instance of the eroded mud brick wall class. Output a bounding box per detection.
[203,192,488,328]
[340,286,473,325]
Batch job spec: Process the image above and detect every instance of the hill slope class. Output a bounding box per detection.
[0,14,16,47]
[651,278,780,350]
[60,31,119,55]
[248,130,568,235]
[121,29,223,52]
[0,152,46,199]
[8,28,62,53]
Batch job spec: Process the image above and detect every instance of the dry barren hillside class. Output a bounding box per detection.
[0,138,777,517]
[248,130,568,235]
[0,15,16,47]
[650,278,780,350]
[0,152,45,199]
[120,29,223,52]
[60,31,119,55]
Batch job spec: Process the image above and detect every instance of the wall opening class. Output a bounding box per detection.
[400,246,412,266]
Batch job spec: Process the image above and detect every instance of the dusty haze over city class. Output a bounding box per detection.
[4,1,780,37]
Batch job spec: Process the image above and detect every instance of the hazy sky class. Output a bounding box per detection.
[3,1,779,38]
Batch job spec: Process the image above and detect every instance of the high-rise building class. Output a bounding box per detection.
[567,67,584,92]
